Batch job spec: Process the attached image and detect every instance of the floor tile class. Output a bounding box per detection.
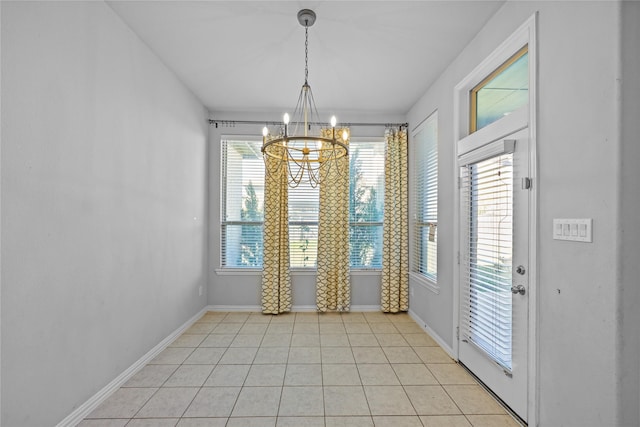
[351,347,387,363]
[231,386,281,416]
[291,333,321,347]
[288,346,321,364]
[321,347,355,363]
[404,385,461,416]
[344,323,372,334]
[182,387,241,417]
[427,364,476,385]
[363,312,391,323]
[321,334,350,347]
[369,323,398,334]
[420,415,472,427]
[239,323,268,334]
[123,365,178,387]
[204,364,250,386]
[318,313,343,323]
[222,312,250,322]
[465,414,522,426]
[381,346,421,363]
[341,312,367,323]
[270,313,295,323]
[279,386,324,416]
[348,334,380,347]
[244,364,286,386]
[212,323,243,334]
[86,388,156,419]
[372,416,423,427]
[403,333,438,347]
[276,416,325,426]
[261,333,292,347]
[394,323,424,333]
[218,347,258,364]
[150,348,193,364]
[164,365,214,387]
[185,323,216,334]
[414,346,454,363]
[227,417,277,427]
[169,334,207,348]
[444,385,506,415]
[135,387,198,418]
[363,385,415,416]
[127,419,178,427]
[392,363,438,385]
[183,347,225,365]
[293,323,320,333]
[176,418,227,427]
[325,416,374,426]
[230,334,264,347]
[267,323,294,334]
[320,323,347,334]
[199,334,235,348]
[375,334,409,347]
[322,364,361,385]
[247,313,272,324]
[323,386,370,416]
[294,312,320,323]
[285,364,323,386]
[77,419,129,426]
[254,347,290,364]
[357,364,399,385]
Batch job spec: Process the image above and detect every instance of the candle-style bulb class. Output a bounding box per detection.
[330,116,337,128]
[342,129,349,141]
[262,126,269,137]
[283,113,290,125]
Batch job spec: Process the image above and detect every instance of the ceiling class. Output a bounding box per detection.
[107,1,505,117]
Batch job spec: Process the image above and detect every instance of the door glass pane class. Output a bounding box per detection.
[471,47,528,132]
[461,153,513,370]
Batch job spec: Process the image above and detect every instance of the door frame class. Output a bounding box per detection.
[452,13,538,425]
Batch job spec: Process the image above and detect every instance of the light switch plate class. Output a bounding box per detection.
[553,218,592,242]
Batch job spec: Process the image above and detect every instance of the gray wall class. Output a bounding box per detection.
[207,114,404,309]
[619,2,640,426]
[1,2,208,425]
[407,1,634,425]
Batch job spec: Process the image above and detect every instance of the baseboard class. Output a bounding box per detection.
[408,308,456,359]
[206,304,382,313]
[56,306,208,427]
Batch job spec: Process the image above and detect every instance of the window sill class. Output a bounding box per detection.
[410,272,440,295]
[215,268,382,276]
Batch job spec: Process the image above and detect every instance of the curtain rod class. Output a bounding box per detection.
[209,119,408,129]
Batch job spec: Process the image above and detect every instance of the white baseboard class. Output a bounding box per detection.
[206,304,382,313]
[408,308,456,359]
[56,307,208,427]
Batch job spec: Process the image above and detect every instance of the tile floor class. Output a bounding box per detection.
[80,311,522,427]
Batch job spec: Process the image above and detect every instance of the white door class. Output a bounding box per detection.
[458,129,529,421]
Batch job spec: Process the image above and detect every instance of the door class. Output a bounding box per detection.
[458,129,529,421]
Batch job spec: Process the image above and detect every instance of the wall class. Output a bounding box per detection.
[408,1,625,425]
[207,113,404,310]
[1,2,208,425]
[619,2,640,426]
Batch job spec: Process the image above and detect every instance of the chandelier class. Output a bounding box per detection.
[261,9,349,188]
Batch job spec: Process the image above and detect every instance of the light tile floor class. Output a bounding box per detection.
[81,311,522,427]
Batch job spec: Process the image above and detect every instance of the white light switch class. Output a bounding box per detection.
[553,218,593,242]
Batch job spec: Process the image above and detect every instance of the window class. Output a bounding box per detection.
[221,137,385,269]
[412,112,438,282]
[470,45,528,133]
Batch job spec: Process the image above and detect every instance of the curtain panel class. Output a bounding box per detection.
[316,128,351,312]
[381,128,409,312]
[261,147,292,314]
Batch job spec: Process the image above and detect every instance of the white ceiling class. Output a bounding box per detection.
[107,1,505,116]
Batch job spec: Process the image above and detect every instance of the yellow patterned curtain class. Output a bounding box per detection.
[381,127,409,312]
[261,147,292,314]
[316,128,351,312]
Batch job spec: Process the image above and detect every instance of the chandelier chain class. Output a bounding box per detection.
[304,24,309,85]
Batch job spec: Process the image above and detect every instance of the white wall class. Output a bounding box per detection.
[207,113,404,309]
[408,1,628,425]
[1,2,209,425]
[619,2,640,426]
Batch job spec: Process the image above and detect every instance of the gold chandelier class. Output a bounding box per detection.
[261,9,349,188]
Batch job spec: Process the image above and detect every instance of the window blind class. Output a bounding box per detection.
[460,152,514,370]
[412,113,438,281]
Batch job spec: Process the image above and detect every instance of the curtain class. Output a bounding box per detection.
[381,127,409,312]
[316,128,351,312]
[261,147,292,314]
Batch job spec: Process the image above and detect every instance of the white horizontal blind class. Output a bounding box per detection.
[349,139,385,268]
[412,113,438,281]
[221,139,265,268]
[460,152,514,370]
[221,137,385,269]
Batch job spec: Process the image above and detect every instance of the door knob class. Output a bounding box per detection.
[516,265,526,275]
[511,285,526,295]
